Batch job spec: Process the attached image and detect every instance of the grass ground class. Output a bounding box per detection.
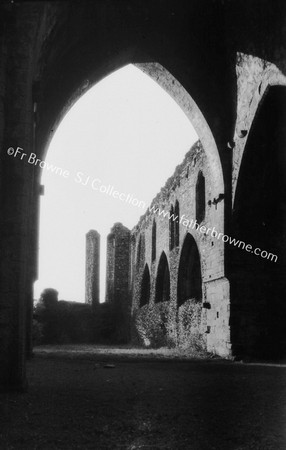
[1,345,286,449]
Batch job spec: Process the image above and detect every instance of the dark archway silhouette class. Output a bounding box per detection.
[177,233,202,307]
[231,85,286,358]
[140,264,151,307]
[155,252,170,303]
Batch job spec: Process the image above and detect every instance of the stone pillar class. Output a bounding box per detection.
[85,230,100,307]
[105,223,131,342]
[105,232,115,304]
[0,4,42,391]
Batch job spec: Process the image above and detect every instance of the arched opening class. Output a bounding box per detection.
[30,63,225,359]
[231,85,286,358]
[29,61,227,361]
[155,252,170,303]
[140,264,151,307]
[174,200,180,247]
[177,233,202,307]
[34,64,198,306]
[169,204,175,251]
[151,220,156,262]
[35,62,224,307]
[196,171,205,224]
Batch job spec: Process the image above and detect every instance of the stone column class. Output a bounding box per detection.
[105,223,131,342]
[105,232,115,304]
[85,230,100,307]
[0,4,42,391]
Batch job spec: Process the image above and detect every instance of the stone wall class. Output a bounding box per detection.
[130,141,231,357]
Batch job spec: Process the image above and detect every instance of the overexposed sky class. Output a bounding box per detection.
[34,64,198,302]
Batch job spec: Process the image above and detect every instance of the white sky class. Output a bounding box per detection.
[34,64,198,302]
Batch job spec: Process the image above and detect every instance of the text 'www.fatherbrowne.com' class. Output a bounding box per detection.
[148,205,278,263]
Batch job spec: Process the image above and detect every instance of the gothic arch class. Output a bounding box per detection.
[134,63,224,198]
[155,252,170,304]
[39,63,224,202]
[177,233,202,307]
[140,264,151,308]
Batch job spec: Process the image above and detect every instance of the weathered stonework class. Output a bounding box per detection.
[232,53,286,201]
[105,223,131,342]
[130,141,230,357]
[85,230,100,307]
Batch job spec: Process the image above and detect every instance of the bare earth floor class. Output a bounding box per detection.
[1,345,286,449]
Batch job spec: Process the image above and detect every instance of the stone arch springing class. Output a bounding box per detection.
[152,219,156,262]
[140,264,151,307]
[155,252,170,303]
[134,63,224,199]
[196,171,205,224]
[232,53,286,202]
[169,204,175,250]
[174,200,180,247]
[177,233,202,307]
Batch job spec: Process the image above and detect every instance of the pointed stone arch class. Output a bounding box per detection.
[155,252,170,304]
[134,63,224,198]
[177,233,202,307]
[140,264,151,308]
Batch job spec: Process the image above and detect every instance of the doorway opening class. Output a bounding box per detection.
[177,233,202,307]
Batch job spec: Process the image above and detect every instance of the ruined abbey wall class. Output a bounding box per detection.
[129,141,230,357]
